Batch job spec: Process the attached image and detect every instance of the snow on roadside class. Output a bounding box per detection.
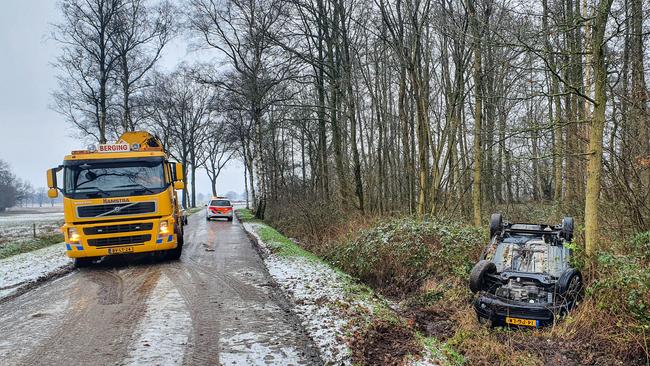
[0,243,72,299]
[242,221,440,366]
[243,222,356,365]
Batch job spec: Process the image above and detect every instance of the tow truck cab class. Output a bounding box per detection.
[46,131,186,267]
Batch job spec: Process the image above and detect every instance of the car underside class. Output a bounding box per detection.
[470,214,583,327]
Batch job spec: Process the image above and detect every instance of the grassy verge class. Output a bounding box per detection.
[237,208,457,365]
[0,234,64,260]
[187,206,204,215]
[236,208,260,223]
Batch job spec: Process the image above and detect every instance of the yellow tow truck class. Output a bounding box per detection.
[46,131,186,267]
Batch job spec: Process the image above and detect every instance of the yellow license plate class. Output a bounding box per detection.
[108,247,134,255]
[506,317,539,327]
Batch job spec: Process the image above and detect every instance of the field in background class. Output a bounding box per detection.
[0,207,64,258]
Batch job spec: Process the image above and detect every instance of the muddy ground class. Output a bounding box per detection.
[0,214,321,366]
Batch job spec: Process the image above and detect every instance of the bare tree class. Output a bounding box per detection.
[113,0,176,132]
[53,0,124,143]
[144,69,214,208]
[189,0,296,218]
[202,120,237,196]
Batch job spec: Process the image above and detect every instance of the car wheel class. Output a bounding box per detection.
[74,257,95,268]
[561,217,574,242]
[167,226,184,261]
[477,315,494,327]
[205,216,210,221]
[469,260,497,293]
[557,268,583,310]
[227,217,233,222]
[489,213,503,238]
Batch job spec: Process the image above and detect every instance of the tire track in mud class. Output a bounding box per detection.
[87,268,124,305]
[17,265,161,366]
[164,263,222,366]
[177,215,322,366]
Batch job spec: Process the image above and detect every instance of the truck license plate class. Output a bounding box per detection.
[506,317,538,327]
[108,247,134,255]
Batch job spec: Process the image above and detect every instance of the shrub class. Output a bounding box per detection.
[589,253,650,328]
[327,218,485,298]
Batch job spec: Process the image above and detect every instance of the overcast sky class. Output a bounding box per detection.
[0,0,245,200]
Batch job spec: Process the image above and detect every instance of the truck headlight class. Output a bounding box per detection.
[159,220,170,235]
[68,227,80,243]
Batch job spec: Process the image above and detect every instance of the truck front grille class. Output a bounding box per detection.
[83,223,153,235]
[77,202,156,218]
[87,234,151,247]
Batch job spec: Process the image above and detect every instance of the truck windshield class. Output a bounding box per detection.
[64,159,167,198]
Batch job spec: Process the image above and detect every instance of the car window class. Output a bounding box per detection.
[209,200,231,206]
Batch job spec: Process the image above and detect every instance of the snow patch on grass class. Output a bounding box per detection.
[0,243,72,299]
[243,222,355,365]
[0,212,64,244]
[241,220,442,366]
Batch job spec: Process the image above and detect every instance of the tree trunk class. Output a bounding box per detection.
[468,0,483,226]
[584,0,614,259]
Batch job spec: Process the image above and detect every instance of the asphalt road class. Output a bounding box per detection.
[0,213,321,366]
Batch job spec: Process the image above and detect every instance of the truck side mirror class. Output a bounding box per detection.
[46,168,59,198]
[174,162,184,182]
[173,181,185,190]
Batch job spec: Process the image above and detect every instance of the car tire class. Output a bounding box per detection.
[167,226,184,261]
[489,213,503,238]
[557,268,583,310]
[205,216,210,221]
[477,315,494,328]
[469,260,497,293]
[74,257,94,268]
[227,217,233,222]
[561,217,574,242]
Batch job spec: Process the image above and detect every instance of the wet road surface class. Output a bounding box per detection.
[0,214,322,366]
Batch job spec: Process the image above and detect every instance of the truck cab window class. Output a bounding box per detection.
[64,159,167,198]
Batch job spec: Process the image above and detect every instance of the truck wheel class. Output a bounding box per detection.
[470,260,497,293]
[561,217,574,242]
[489,213,503,238]
[557,268,583,310]
[167,227,184,261]
[74,257,94,268]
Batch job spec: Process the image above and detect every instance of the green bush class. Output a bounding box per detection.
[629,231,650,263]
[326,218,485,297]
[588,253,650,327]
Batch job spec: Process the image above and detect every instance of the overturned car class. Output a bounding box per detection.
[470,214,583,327]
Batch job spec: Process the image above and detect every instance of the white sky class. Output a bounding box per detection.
[0,0,245,200]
